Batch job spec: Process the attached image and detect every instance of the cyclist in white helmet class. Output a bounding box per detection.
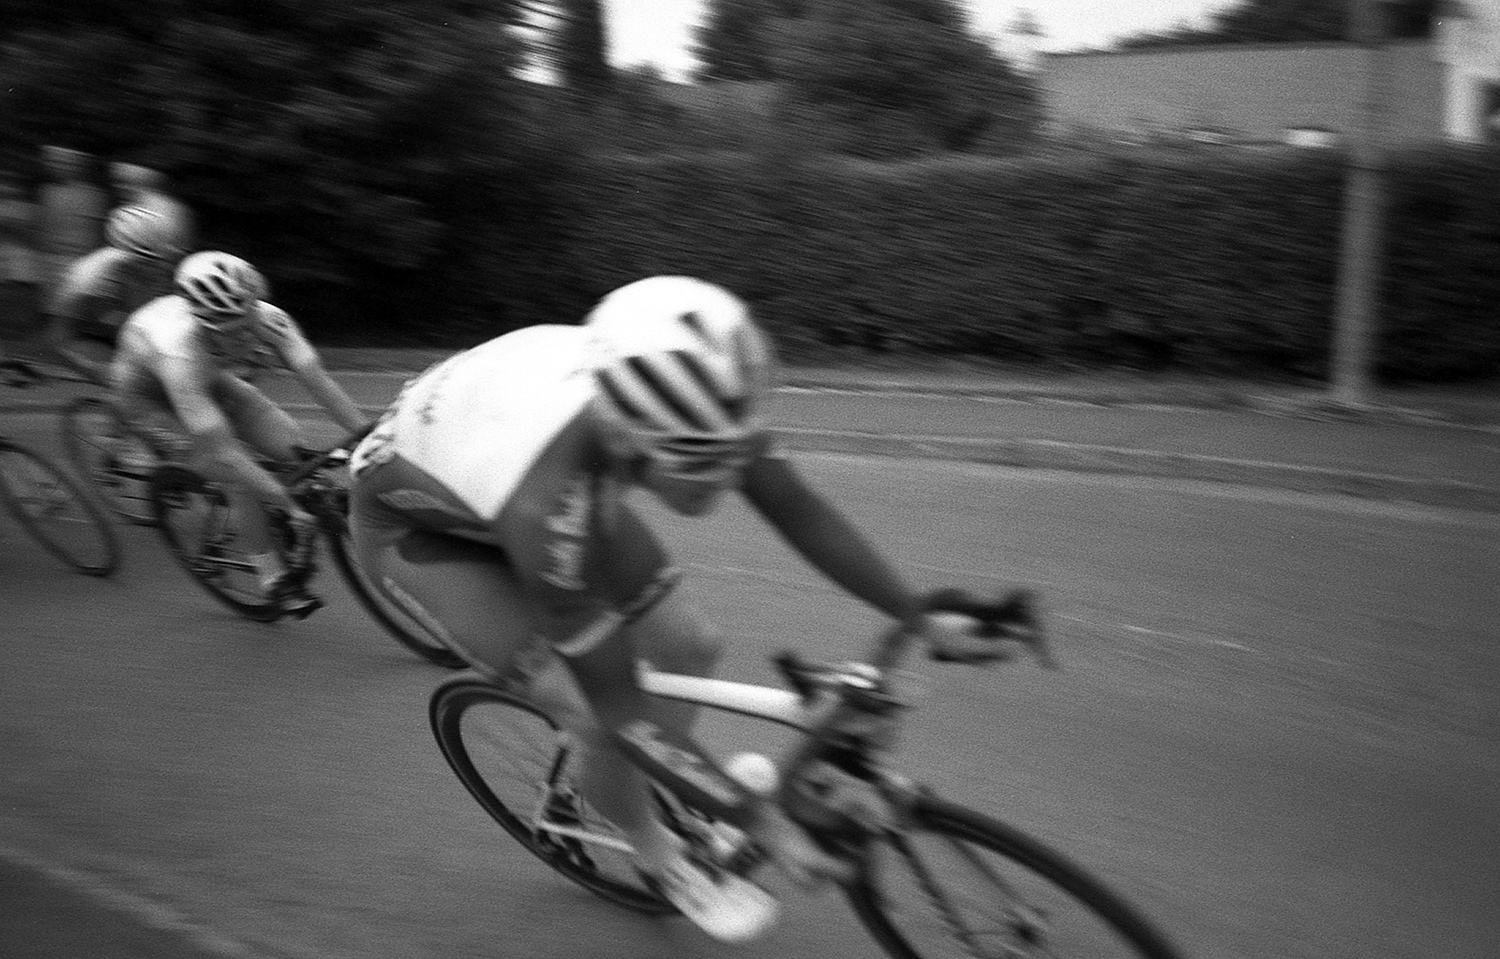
[111,251,369,616]
[346,275,1023,941]
[43,204,192,385]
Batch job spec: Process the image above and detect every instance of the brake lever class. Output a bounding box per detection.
[976,589,1059,671]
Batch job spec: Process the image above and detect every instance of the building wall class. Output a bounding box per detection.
[1041,40,1449,144]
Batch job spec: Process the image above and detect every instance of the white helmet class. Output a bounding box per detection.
[586,276,775,459]
[175,251,268,328]
[104,205,189,260]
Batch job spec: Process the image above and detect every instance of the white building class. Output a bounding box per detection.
[1436,0,1500,140]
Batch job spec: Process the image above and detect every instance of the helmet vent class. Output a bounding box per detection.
[626,355,712,431]
[677,310,710,344]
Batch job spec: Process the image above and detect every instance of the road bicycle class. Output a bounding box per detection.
[60,370,274,526]
[61,394,176,525]
[0,434,121,576]
[0,364,120,577]
[146,427,465,668]
[430,591,1187,958]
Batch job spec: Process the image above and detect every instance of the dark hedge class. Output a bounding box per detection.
[516,145,1496,382]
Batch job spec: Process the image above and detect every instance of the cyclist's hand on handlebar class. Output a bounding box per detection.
[919,588,1054,668]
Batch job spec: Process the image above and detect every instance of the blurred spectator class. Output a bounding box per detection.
[38,146,108,292]
[108,161,198,249]
[0,170,43,342]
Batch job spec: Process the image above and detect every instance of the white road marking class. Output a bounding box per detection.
[0,840,294,959]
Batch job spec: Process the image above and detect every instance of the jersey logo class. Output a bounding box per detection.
[538,476,592,591]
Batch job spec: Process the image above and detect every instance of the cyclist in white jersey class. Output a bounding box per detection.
[43,204,189,386]
[112,251,369,616]
[347,276,1031,939]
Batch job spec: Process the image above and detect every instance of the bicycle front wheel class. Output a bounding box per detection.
[429,677,674,915]
[150,465,279,621]
[319,507,466,668]
[60,396,162,525]
[0,440,120,576]
[849,794,1186,959]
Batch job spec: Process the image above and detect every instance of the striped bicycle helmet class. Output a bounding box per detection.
[586,276,775,464]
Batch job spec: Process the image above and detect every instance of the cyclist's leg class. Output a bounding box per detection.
[209,376,305,583]
[602,501,725,733]
[537,505,729,872]
[349,482,684,873]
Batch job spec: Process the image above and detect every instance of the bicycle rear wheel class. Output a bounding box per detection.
[848,794,1186,959]
[60,396,162,525]
[0,439,120,576]
[318,505,466,668]
[429,677,674,915]
[149,464,279,621]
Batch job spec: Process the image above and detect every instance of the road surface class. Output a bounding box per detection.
[2,409,1498,959]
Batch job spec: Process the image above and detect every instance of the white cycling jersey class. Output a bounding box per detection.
[112,294,319,419]
[350,324,596,521]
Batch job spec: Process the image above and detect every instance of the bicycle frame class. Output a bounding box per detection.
[523,631,925,865]
[527,660,905,861]
[637,671,812,731]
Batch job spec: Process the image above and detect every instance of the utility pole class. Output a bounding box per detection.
[1330,0,1392,406]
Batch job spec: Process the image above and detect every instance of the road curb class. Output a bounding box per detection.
[776,429,1500,512]
[7,396,1498,513]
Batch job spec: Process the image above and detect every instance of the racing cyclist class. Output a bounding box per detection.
[43,204,190,387]
[346,275,1035,941]
[111,251,369,617]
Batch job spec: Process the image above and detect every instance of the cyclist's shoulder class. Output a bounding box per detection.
[120,295,196,345]
[71,246,133,281]
[406,325,591,407]
[46,247,124,304]
[456,323,588,369]
[251,301,307,341]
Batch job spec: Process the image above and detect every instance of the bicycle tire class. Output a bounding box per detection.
[429,677,675,915]
[0,439,121,576]
[60,396,161,525]
[149,464,279,622]
[318,507,467,668]
[847,794,1186,959]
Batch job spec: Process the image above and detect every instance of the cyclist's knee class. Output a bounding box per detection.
[631,593,724,675]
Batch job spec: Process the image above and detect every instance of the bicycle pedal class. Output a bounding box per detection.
[272,591,324,620]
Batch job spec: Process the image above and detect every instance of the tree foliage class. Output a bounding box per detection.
[549,0,613,99]
[1115,0,1443,50]
[693,0,1039,158]
[771,0,1038,157]
[695,0,809,81]
[0,0,550,333]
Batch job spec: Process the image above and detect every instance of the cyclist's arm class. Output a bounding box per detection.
[290,358,367,435]
[266,307,367,434]
[158,356,290,507]
[741,451,925,624]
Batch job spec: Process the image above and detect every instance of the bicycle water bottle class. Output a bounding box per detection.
[723,751,780,797]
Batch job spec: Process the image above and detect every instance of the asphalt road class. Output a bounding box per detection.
[3,408,1499,959]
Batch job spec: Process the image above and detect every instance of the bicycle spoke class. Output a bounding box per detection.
[856,802,1182,959]
[444,688,663,908]
[888,832,1022,959]
[152,469,276,615]
[0,445,119,575]
[62,398,161,525]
